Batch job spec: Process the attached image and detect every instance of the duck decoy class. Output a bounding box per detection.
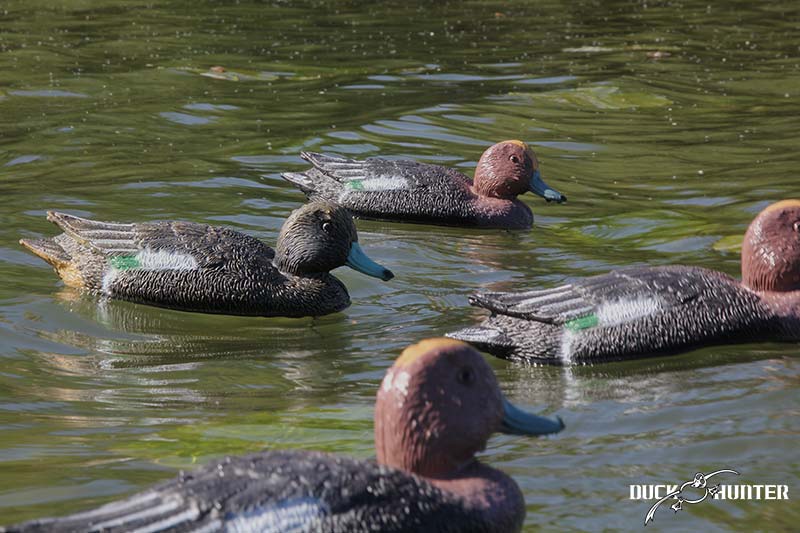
[448,200,800,364]
[3,338,564,533]
[20,201,393,318]
[281,140,566,229]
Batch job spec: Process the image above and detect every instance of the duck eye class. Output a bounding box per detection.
[509,155,520,164]
[322,221,332,233]
[456,366,475,385]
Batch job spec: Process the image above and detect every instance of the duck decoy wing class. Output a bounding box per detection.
[47,212,274,270]
[5,484,209,533]
[47,211,138,255]
[133,220,275,270]
[298,151,470,194]
[283,153,477,223]
[5,451,479,533]
[6,453,325,533]
[469,266,706,326]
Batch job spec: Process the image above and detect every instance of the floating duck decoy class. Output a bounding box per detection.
[281,140,566,229]
[20,201,393,318]
[3,338,564,533]
[448,200,800,363]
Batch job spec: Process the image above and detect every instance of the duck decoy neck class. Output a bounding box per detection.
[427,460,527,531]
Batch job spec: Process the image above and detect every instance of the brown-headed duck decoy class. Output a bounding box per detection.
[3,338,564,533]
[20,201,393,318]
[448,200,800,364]
[281,140,566,229]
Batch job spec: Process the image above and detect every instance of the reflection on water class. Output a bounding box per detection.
[1,0,799,530]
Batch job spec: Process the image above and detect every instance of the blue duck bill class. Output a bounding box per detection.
[529,169,566,203]
[501,397,565,436]
[345,242,394,281]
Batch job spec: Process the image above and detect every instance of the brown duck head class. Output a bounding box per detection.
[741,200,800,292]
[374,338,563,479]
[472,140,566,203]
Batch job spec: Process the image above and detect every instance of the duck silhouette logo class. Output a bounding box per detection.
[644,469,740,526]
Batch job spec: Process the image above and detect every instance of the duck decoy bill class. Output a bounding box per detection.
[345,241,394,281]
[501,397,565,435]
[529,169,567,203]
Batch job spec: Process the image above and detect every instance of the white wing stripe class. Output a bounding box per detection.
[136,249,198,270]
[129,505,201,533]
[89,497,183,530]
[533,296,587,313]
[67,491,162,520]
[82,230,135,238]
[88,238,137,247]
[102,248,140,254]
[515,284,574,299]
[517,291,580,309]
[225,498,328,533]
[596,297,664,326]
[558,306,596,320]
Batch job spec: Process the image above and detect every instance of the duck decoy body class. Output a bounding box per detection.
[449,200,800,364]
[20,201,393,318]
[3,339,564,533]
[282,140,566,229]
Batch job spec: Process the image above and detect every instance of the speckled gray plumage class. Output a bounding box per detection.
[282,152,532,228]
[22,206,362,318]
[449,266,786,364]
[3,451,498,533]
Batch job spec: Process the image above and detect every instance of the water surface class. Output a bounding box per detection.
[1,1,798,530]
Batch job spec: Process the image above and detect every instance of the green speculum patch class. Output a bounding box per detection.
[110,255,141,270]
[346,180,364,191]
[564,314,599,331]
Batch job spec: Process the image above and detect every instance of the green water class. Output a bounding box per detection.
[1,1,798,531]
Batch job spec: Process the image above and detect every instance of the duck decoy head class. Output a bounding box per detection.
[473,140,566,203]
[275,201,394,280]
[374,338,563,478]
[742,199,800,292]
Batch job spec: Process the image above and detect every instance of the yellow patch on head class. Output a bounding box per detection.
[506,139,530,151]
[760,199,800,215]
[395,338,467,368]
[504,139,536,162]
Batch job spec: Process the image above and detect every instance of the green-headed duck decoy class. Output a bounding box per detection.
[3,338,564,532]
[281,140,566,229]
[20,201,393,318]
[448,200,800,363]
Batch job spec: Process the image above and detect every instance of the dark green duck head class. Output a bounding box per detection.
[275,201,394,281]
